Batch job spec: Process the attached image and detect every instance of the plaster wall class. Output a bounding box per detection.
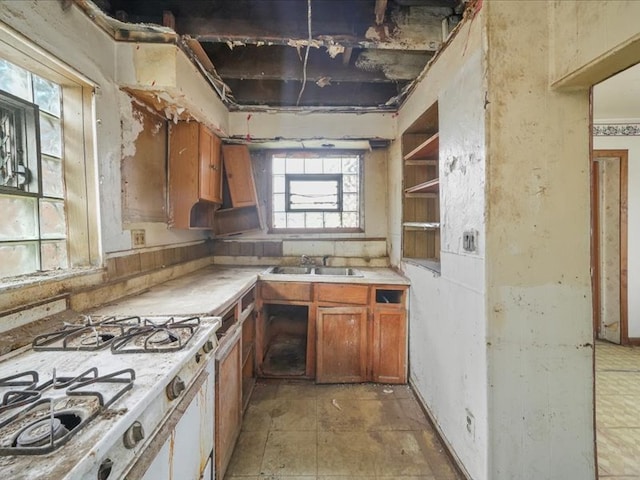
[228,110,396,141]
[485,2,594,478]
[551,0,640,89]
[594,129,640,338]
[395,12,488,480]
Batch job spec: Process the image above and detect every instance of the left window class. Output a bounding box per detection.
[0,59,66,277]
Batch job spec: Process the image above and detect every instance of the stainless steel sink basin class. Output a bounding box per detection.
[313,267,359,276]
[265,266,363,277]
[267,266,314,274]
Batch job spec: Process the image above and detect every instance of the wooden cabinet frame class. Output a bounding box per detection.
[256,280,408,384]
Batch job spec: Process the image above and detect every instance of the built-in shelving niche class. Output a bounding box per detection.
[402,102,440,267]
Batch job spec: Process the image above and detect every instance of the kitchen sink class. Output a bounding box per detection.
[265,266,363,277]
[268,266,314,274]
[313,267,359,276]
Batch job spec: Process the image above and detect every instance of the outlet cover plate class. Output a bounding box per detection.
[131,229,146,248]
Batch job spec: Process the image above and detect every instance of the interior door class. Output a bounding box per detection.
[592,150,628,344]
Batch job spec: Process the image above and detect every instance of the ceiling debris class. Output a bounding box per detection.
[75,0,467,111]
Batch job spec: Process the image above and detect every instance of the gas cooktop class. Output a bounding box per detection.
[0,314,221,480]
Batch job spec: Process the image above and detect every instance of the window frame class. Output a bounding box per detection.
[0,38,100,283]
[0,90,42,198]
[267,150,364,234]
[284,173,343,213]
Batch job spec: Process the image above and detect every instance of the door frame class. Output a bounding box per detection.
[591,149,629,345]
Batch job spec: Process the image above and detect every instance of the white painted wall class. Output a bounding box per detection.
[594,128,640,337]
[485,2,594,478]
[394,12,488,480]
[0,2,229,259]
[228,110,396,141]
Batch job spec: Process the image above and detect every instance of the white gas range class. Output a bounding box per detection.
[0,314,221,480]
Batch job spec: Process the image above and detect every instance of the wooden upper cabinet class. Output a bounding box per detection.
[168,121,223,229]
[214,144,264,236]
[199,125,223,204]
[221,145,258,208]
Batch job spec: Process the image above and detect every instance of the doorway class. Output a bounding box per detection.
[591,150,629,345]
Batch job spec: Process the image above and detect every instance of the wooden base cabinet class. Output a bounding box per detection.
[371,308,407,384]
[315,286,408,384]
[214,327,242,480]
[316,306,368,384]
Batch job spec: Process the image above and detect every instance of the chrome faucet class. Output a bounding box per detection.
[300,255,315,266]
[322,255,330,266]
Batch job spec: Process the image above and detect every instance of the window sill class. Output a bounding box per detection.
[0,267,104,294]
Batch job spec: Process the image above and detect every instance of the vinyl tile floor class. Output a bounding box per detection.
[596,341,640,479]
[224,380,462,480]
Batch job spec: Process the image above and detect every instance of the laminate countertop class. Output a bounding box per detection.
[91,265,409,317]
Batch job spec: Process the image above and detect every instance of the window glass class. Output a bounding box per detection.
[33,75,61,116]
[40,240,67,270]
[0,59,67,277]
[272,175,285,194]
[0,59,32,101]
[0,242,39,277]
[40,113,62,158]
[39,199,67,239]
[41,156,64,198]
[0,195,38,241]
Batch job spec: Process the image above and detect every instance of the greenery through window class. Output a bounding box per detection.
[0,58,66,277]
[271,152,361,230]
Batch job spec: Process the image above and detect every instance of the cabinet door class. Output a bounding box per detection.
[372,308,407,384]
[221,145,258,208]
[316,306,368,383]
[215,328,242,480]
[199,126,223,204]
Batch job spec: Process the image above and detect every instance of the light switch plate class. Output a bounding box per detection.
[463,230,477,252]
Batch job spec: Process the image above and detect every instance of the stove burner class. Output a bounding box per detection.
[79,333,115,347]
[0,368,135,456]
[16,417,68,447]
[147,330,179,345]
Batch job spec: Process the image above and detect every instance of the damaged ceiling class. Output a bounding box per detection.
[95,0,466,110]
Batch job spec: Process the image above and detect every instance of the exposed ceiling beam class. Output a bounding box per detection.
[375,0,388,25]
[225,79,405,107]
[177,18,442,51]
[207,45,430,83]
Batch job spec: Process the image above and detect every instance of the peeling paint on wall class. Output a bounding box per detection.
[120,97,146,158]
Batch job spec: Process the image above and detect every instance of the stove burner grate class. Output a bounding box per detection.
[32,316,142,351]
[111,316,200,353]
[0,367,135,456]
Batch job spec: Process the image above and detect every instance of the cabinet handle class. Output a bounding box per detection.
[210,165,218,170]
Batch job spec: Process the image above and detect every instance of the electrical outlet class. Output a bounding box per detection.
[463,230,477,252]
[465,409,475,440]
[131,229,146,248]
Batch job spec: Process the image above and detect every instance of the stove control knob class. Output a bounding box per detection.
[166,376,185,400]
[123,421,145,449]
[203,340,215,353]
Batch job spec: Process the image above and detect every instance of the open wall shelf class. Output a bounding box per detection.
[402,102,440,263]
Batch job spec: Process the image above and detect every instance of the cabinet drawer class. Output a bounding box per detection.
[316,284,369,305]
[260,282,312,302]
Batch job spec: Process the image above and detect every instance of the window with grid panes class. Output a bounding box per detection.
[0,58,67,277]
[270,152,362,231]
